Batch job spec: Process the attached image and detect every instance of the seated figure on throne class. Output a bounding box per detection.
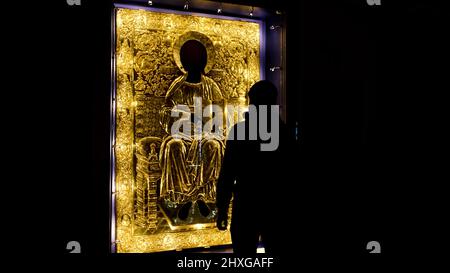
[159,39,225,219]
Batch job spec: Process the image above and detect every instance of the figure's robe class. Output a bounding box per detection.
[159,74,225,203]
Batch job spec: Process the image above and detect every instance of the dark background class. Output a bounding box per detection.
[19,0,447,263]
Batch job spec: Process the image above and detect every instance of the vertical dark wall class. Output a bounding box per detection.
[284,0,447,257]
[284,0,378,256]
[42,0,112,255]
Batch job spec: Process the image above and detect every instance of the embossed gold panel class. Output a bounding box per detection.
[114,7,262,253]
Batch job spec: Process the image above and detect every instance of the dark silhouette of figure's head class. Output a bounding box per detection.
[248,80,278,106]
[180,40,207,83]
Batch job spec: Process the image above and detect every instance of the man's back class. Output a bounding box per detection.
[215,80,295,255]
[216,117,293,254]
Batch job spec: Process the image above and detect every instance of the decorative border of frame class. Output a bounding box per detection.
[110,4,266,253]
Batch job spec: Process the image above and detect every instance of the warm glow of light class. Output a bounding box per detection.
[193,224,204,230]
[114,7,260,253]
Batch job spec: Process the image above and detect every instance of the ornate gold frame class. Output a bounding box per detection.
[112,5,263,253]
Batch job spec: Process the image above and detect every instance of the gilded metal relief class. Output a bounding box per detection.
[114,7,261,252]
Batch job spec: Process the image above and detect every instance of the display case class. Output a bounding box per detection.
[110,0,286,253]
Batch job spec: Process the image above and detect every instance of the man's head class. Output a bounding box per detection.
[180,40,207,74]
[248,80,278,106]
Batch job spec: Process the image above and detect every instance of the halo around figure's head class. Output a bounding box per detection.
[173,31,215,74]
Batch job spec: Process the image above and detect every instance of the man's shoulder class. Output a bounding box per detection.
[202,75,223,99]
[166,75,186,94]
[202,74,216,83]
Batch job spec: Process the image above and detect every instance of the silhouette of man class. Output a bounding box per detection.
[216,80,292,255]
